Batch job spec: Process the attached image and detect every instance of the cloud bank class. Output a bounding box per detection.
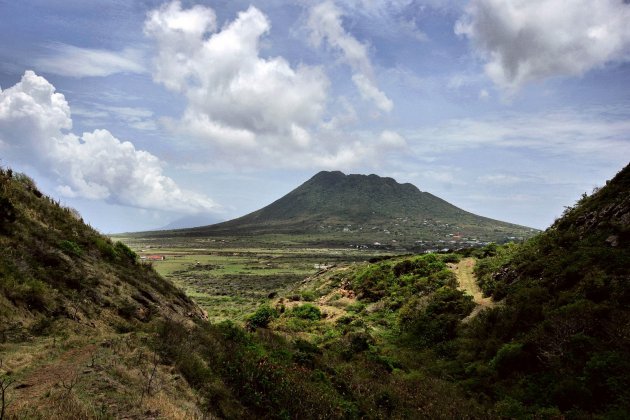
[145,2,328,151]
[0,71,217,213]
[143,1,403,169]
[456,0,630,92]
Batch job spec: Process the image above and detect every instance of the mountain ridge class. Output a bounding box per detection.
[145,170,537,247]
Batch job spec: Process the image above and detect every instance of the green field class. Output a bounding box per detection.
[117,236,397,322]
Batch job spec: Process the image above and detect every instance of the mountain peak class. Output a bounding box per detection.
[165,171,536,247]
[309,171,419,192]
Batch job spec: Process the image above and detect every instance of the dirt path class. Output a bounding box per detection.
[11,342,98,412]
[450,258,495,320]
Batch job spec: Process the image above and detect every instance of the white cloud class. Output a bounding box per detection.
[145,2,331,156]
[352,74,394,113]
[308,1,393,112]
[33,43,145,78]
[0,71,217,214]
[143,1,401,170]
[456,0,630,92]
[379,130,407,148]
[96,105,157,131]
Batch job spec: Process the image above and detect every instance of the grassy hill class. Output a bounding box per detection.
[0,168,205,336]
[240,162,629,418]
[140,171,537,248]
[0,168,210,418]
[0,166,487,418]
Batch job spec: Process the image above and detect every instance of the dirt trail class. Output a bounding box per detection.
[450,258,495,319]
[11,342,98,412]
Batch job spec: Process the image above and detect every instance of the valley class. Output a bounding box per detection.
[117,236,397,322]
[1,164,628,419]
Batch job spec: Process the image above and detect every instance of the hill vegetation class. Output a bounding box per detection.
[140,171,537,249]
[0,168,204,336]
[460,163,630,417]
[0,167,209,417]
[1,162,628,419]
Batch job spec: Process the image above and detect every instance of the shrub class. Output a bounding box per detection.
[9,277,53,312]
[290,304,321,321]
[93,237,117,260]
[246,305,278,330]
[301,290,317,302]
[0,196,16,232]
[59,240,83,257]
[353,264,394,301]
[399,287,474,346]
[490,342,525,376]
[114,241,137,263]
[440,254,461,264]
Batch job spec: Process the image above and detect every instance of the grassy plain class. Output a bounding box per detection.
[117,236,397,322]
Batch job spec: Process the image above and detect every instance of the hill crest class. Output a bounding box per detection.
[151,171,537,248]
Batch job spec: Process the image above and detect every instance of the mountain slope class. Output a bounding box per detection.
[154,171,536,247]
[0,168,208,418]
[462,162,630,417]
[0,169,204,334]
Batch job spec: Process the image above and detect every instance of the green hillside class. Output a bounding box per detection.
[3,163,627,419]
[0,169,204,334]
[459,162,630,417]
[144,171,537,248]
[0,168,209,418]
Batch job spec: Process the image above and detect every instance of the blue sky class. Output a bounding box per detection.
[1,0,629,232]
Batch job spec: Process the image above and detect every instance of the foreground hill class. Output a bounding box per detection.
[144,171,536,248]
[0,168,207,417]
[463,162,630,416]
[0,169,205,335]
[3,163,626,418]
[0,166,488,419]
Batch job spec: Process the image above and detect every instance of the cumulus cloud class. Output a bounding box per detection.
[0,71,217,213]
[455,0,630,92]
[33,43,145,77]
[308,1,393,112]
[145,2,329,154]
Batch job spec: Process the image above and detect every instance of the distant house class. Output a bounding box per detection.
[144,255,165,261]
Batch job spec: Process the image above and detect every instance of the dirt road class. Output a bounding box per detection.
[450,258,495,319]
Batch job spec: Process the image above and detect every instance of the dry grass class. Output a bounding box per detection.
[3,329,208,419]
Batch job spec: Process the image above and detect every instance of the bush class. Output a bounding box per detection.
[59,240,83,257]
[0,196,16,232]
[114,241,137,263]
[246,305,278,330]
[399,287,474,346]
[8,277,53,312]
[93,237,118,260]
[290,304,321,321]
[490,342,525,376]
[301,290,317,302]
[440,254,460,264]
